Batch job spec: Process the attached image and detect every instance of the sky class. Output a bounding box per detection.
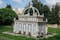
[0,0,60,8]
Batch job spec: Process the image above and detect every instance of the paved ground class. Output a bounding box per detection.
[2,32,56,38]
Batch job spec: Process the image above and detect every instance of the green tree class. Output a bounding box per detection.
[48,4,60,24]
[0,8,17,25]
[43,5,50,18]
[32,0,50,21]
[32,0,44,15]
[54,4,60,26]
[6,4,12,9]
[54,4,60,24]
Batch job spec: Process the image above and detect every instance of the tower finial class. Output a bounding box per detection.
[30,0,33,7]
[38,0,40,2]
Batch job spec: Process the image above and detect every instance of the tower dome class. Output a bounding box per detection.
[23,1,40,16]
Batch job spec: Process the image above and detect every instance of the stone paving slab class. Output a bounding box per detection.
[2,32,56,39]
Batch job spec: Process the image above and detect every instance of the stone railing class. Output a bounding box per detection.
[14,16,47,22]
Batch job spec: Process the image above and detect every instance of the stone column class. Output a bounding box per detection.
[19,23,21,31]
[22,23,24,33]
[20,23,22,33]
[44,24,48,34]
[25,23,27,34]
[16,22,19,33]
[23,24,25,32]
[21,23,23,33]
[13,21,16,33]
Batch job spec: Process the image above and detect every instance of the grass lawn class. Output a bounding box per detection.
[0,25,60,40]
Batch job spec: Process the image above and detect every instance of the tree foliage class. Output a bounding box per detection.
[0,8,17,25]
[48,4,60,24]
[6,4,12,9]
[32,0,50,20]
[32,0,60,24]
[32,0,44,15]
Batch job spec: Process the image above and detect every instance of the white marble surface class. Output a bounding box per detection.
[13,20,47,37]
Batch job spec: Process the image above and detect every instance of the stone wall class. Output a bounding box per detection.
[13,21,39,37]
[38,23,48,35]
[48,24,58,28]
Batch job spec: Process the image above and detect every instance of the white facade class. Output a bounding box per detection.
[13,1,48,37]
[13,16,48,37]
